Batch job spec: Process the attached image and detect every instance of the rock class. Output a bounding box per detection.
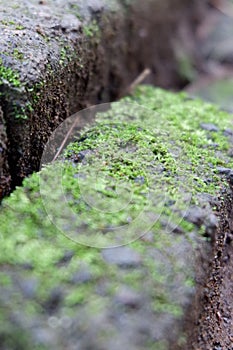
[200,123,219,132]
[18,277,38,299]
[71,265,93,284]
[102,247,142,268]
[223,128,233,136]
[60,14,82,32]
[114,286,142,308]
[0,107,10,198]
[184,206,206,226]
[0,0,204,196]
[134,176,145,184]
[216,167,233,175]
[227,171,233,185]
[204,213,218,239]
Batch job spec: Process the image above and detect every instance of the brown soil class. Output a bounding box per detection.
[189,185,233,350]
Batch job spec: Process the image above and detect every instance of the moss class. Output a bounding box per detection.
[0,86,233,348]
[83,20,100,38]
[0,58,21,87]
[0,19,25,30]
[68,3,82,20]
[12,49,24,60]
[177,52,196,82]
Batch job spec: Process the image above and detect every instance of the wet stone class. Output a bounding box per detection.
[71,266,93,284]
[200,123,219,132]
[18,277,38,299]
[223,128,233,136]
[227,171,233,185]
[114,286,142,309]
[102,247,142,268]
[216,167,233,175]
[134,176,145,184]
[184,206,206,226]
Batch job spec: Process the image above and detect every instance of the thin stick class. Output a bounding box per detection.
[126,68,151,96]
[52,117,79,162]
[52,68,151,162]
[210,0,233,17]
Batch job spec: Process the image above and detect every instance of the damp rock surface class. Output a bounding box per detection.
[0,86,233,349]
[0,0,206,197]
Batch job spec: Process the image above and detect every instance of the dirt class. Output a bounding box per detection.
[0,106,10,197]
[187,185,233,350]
[184,5,233,347]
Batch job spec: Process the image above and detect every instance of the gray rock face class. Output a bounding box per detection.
[102,247,142,268]
[0,107,10,198]
[0,0,205,195]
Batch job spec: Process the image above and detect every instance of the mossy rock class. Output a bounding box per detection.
[0,0,205,196]
[0,86,233,349]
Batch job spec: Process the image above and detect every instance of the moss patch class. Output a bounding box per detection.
[0,58,21,87]
[0,86,233,349]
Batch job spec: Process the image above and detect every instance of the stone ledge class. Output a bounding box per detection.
[0,86,232,349]
[0,0,206,198]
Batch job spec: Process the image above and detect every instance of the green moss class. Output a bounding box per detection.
[1,19,16,26]
[15,24,25,30]
[0,19,25,30]
[177,52,196,82]
[0,58,21,87]
[0,86,233,348]
[69,3,82,20]
[83,20,100,38]
[13,49,24,60]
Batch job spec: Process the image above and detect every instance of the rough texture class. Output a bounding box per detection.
[0,0,206,197]
[0,86,233,349]
[0,106,10,197]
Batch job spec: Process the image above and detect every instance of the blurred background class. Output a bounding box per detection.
[184,0,233,112]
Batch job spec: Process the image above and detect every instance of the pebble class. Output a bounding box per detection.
[102,247,142,268]
[71,266,93,284]
[18,277,38,299]
[200,123,219,132]
[216,167,233,175]
[223,128,233,136]
[114,286,142,308]
[134,176,145,185]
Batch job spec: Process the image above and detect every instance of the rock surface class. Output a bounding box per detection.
[0,106,10,197]
[0,0,206,197]
[0,86,233,349]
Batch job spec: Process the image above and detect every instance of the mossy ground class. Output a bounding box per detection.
[0,86,233,349]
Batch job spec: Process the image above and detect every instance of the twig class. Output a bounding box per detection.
[52,69,151,162]
[125,68,151,96]
[210,0,233,18]
[52,117,79,162]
